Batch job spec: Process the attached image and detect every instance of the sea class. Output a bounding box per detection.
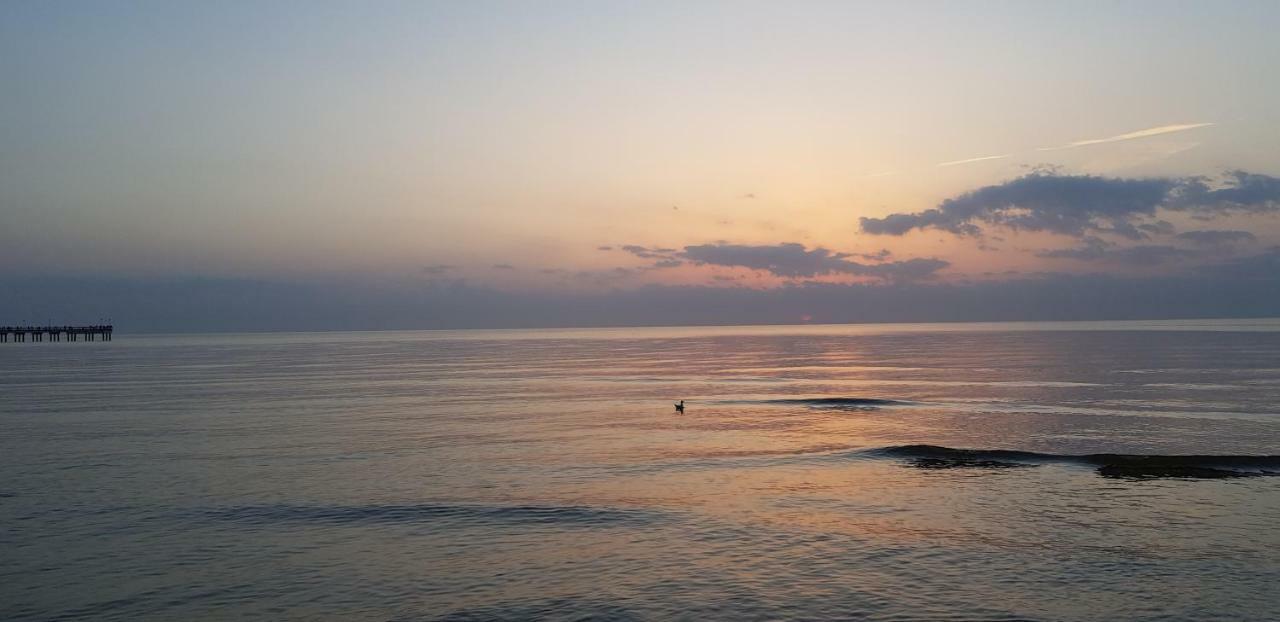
[3,319,1280,621]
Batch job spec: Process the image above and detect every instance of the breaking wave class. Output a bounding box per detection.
[865,444,1280,479]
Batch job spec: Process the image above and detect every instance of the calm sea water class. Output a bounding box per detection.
[3,320,1280,621]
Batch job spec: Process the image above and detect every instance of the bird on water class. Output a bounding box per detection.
[674,400,684,413]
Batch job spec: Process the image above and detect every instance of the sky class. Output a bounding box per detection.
[3,1,1280,330]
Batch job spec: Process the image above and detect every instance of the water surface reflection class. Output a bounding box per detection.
[2,321,1279,620]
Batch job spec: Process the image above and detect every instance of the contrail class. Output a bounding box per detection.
[937,154,1010,167]
[1037,122,1214,151]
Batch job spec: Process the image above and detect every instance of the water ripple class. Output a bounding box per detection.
[198,503,665,528]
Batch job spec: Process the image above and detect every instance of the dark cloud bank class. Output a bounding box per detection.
[4,248,1278,332]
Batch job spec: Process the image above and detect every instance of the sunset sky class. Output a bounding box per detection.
[3,2,1280,329]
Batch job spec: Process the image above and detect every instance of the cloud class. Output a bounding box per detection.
[491,263,516,270]
[423,264,457,275]
[621,245,678,259]
[938,154,1010,167]
[1176,230,1257,246]
[1038,122,1214,151]
[860,170,1280,240]
[1036,228,1258,265]
[855,248,893,261]
[1036,238,1199,266]
[597,246,613,251]
[1121,246,1193,267]
[1137,220,1176,236]
[599,267,635,278]
[680,242,948,282]
[1198,246,1280,280]
[860,257,951,281]
[1176,170,1280,213]
[1034,236,1113,261]
[11,250,1280,331]
[681,243,850,277]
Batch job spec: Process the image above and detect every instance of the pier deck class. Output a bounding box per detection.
[0,325,113,343]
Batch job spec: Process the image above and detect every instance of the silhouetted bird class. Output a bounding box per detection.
[675,400,684,413]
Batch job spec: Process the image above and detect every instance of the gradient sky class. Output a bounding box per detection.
[3,1,1280,329]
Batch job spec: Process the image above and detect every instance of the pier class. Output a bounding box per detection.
[0,325,113,343]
